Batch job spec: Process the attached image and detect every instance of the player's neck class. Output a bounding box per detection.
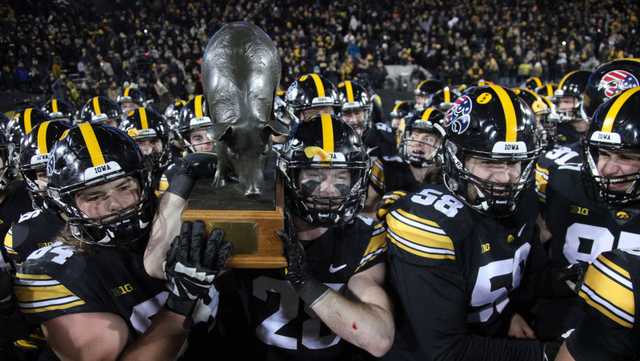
[294,216,328,241]
[410,164,434,182]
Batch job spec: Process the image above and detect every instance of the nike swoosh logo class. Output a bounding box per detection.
[329,264,347,273]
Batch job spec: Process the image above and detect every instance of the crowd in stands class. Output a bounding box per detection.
[0,0,638,104]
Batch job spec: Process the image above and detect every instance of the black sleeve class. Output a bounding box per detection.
[566,300,639,361]
[388,256,544,361]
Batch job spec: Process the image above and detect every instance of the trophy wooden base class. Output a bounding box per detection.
[183,161,286,268]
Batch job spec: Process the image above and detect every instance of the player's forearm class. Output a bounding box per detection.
[144,192,186,279]
[311,289,394,357]
[119,309,189,361]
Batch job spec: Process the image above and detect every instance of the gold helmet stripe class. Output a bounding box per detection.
[320,113,334,153]
[531,77,543,88]
[124,86,131,97]
[310,73,326,98]
[344,81,355,103]
[421,107,434,121]
[138,108,149,129]
[37,121,51,155]
[558,70,577,90]
[78,122,106,166]
[52,99,59,114]
[92,97,102,116]
[546,84,553,98]
[416,80,430,91]
[444,87,451,104]
[24,108,33,134]
[392,101,405,113]
[194,95,204,118]
[488,84,517,142]
[602,87,640,133]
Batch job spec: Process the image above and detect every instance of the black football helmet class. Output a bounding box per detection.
[47,123,154,248]
[535,83,556,100]
[120,107,171,171]
[273,95,297,132]
[442,85,541,216]
[0,131,14,192]
[523,76,543,91]
[515,88,555,147]
[583,86,640,205]
[285,73,340,122]
[551,70,590,123]
[277,113,370,226]
[177,95,215,153]
[430,86,460,112]
[414,79,443,112]
[7,107,49,148]
[399,107,445,167]
[583,59,640,119]
[19,120,72,210]
[80,96,123,127]
[337,80,372,135]
[41,98,76,122]
[117,85,148,113]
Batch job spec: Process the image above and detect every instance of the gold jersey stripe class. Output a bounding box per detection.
[488,84,517,142]
[92,97,102,115]
[78,122,106,166]
[388,232,456,260]
[320,113,334,153]
[194,95,204,118]
[396,208,442,229]
[599,255,631,279]
[362,228,387,258]
[16,273,52,280]
[20,300,86,314]
[582,264,634,316]
[602,87,640,133]
[37,121,51,155]
[14,284,76,303]
[310,73,326,97]
[4,229,13,251]
[387,212,453,251]
[138,108,149,129]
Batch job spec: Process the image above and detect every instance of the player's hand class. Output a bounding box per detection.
[279,217,329,306]
[557,262,588,294]
[164,221,232,318]
[167,152,218,199]
[508,313,536,339]
[376,190,407,220]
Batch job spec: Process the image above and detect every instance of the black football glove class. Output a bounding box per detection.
[557,262,588,294]
[279,216,329,306]
[167,152,218,199]
[164,221,232,318]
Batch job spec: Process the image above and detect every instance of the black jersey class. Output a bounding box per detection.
[363,123,397,160]
[556,123,584,146]
[0,181,33,245]
[566,249,640,360]
[4,209,65,263]
[383,185,545,361]
[15,241,219,335]
[535,142,582,203]
[370,155,440,197]
[217,215,385,361]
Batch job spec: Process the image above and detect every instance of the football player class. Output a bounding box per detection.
[337,79,396,159]
[117,84,148,114]
[286,73,341,123]
[554,248,640,361]
[79,96,123,127]
[389,101,414,145]
[41,98,76,123]
[4,121,71,264]
[549,70,590,144]
[414,79,443,113]
[219,114,393,360]
[177,95,216,153]
[366,107,445,215]
[535,86,640,341]
[383,85,553,360]
[14,124,231,360]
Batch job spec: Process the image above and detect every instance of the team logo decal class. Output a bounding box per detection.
[445,95,472,135]
[598,70,639,98]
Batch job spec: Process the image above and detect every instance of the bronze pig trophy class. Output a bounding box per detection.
[202,22,286,197]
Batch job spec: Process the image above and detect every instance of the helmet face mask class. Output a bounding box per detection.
[277,115,370,226]
[583,145,640,206]
[177,95,216,153]
[121,107,171,172]
[0,143,13,192]
[399,109,445,168]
